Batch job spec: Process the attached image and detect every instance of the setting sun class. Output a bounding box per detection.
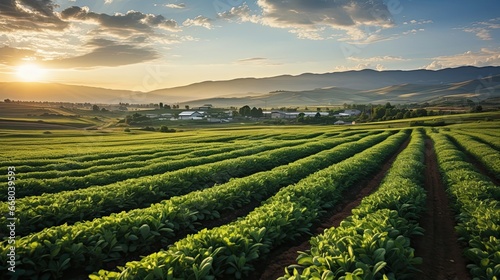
[16,64,46,82]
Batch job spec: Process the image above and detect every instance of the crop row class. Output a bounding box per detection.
[457,129,500,151]
[279,129,426,280]
[0,134,359,237]
[12,144,209,175]
[6,141,267,198]
[429,130,500,280]
[445,131,500,180]
[90,130,409,279]
[0,132,390,279]
[0,132,249,164]
[1,144,195,172]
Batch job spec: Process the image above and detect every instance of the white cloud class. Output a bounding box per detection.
[219,1,396,41]
[402,28,424,35]
[183,16,213,29]
[165,3,186,9]
[403,19,433,25]
[424,48,500,70]
[461,17,500,41]
[348,55,408,63]
[217,5,260,23]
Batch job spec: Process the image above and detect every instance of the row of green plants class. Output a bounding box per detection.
[0,135,345,237]
[279,129,427,280]
[7,141,262,198]
[90,130,409,279]
[1,144,192,172]
[429,130,500,280]
[445,131,500,180]
[15,144,205,176]
[457,129,500,151]
[0,132,250,167]
[0,132,389,279]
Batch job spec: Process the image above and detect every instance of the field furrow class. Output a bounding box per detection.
[0,133,362,237]
[0,132,391,279]
[429,130,500,280]
[90,130,409,279]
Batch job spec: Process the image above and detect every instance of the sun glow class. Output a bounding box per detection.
[15,64,46,82]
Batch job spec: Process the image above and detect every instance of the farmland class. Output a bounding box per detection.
[1,119,499,280]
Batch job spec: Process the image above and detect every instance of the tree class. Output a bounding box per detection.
[185,105,190,110]
[257,108,263,118]
[297,112,305,123]
[239,105,251,117]
[92,105,100,111]
[159,102,163,109]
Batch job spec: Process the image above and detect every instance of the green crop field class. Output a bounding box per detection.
[1,116,499,280]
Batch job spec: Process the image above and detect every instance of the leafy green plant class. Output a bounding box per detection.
[279,129,426,280]
[429,130,500,279]
[90,130,409,279]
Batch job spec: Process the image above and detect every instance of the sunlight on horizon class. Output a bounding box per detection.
[15,63,47,82]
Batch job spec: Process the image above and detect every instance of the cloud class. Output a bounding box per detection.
[461,17,500,41]
[425,48,500,70]
[41,38,159,68]
[165,3,186,9]
[60,6,180,36]
[0,46,38,65]
[402,28,425,35]
[348,55,408,63]
[218,4,259,23]
[463,28,492,40]
[255,0,395,40]
[403,19,433,25]
[0,0,68,31]
[183,16,213,29]
[235,57,282,66]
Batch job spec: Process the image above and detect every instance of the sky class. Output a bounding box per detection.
[1,0,500,91]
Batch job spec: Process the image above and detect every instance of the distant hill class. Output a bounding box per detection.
[0,66,499,105]
[185,74,500,107]
[152,66,500,103]
[0,82,156,103]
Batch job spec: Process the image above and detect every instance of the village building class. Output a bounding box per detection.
[178,111,205,120]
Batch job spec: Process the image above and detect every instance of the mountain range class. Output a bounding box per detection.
[1,66,499,107]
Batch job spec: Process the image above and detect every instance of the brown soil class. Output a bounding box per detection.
[250,137,411,280]
[412,138,471,280]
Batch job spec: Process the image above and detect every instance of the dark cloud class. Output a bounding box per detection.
[60,6,179,36]
[42,39,160,68]
[0,0,68,31]
[0,46,37,65]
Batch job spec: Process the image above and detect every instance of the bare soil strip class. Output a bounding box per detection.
[449,136,500,185]
[250,137,411,280]
[412,138,471,280]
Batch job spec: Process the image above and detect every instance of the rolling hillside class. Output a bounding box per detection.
[1,66,499,105]
[185,74,500,107]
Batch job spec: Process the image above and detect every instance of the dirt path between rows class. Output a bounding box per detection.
[412,138,471,280]
[250,137,410,280]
